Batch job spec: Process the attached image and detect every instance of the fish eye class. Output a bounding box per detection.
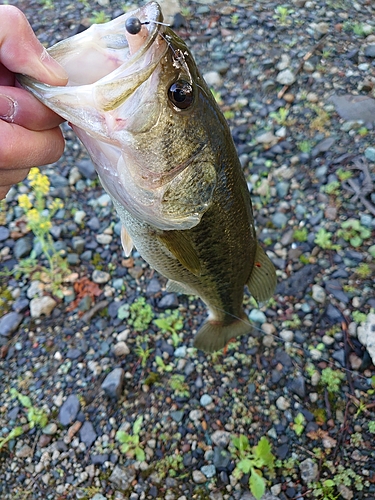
[168,80,194,110]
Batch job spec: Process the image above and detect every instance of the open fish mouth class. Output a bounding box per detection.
[18,2,168,136]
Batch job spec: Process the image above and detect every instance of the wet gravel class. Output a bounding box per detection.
[1,0,375,499]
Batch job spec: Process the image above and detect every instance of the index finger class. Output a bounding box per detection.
[0,5,68,85]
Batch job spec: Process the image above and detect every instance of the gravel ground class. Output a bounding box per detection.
[1,0,375,499]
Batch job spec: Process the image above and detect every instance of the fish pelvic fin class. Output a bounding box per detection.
[247,243,277,303]
[193,313,252,353]
[157,231,201,276]
[120,225,134,257]
[166,279,196,296]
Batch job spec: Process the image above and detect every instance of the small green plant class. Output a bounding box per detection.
[337,219,371,248]
[356,263,372,279]
[269,107,290,125]
[90,10,110,24]
[274,5,293,25]
[368,421,375,434]
[322,181,340,196]
[231,13,240,25]
[292,412,306,436]
[0,389,48,450]
[321,368,345,394]
[155,453,185,478]
[352,310,367,324]
[293,227,308,242]
[155,355,174,373]
[115,416,145,461]
[230,435,275,500]
[169,374,190,398]
[135,343,154,368]
[310,479,339,499]
[336,168,352,181]
[298,140,312,153]
[154,310,184,347]
[129,297,153,331]
[314,228,340,251]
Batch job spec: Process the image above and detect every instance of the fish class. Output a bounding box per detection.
[19,1,277,352]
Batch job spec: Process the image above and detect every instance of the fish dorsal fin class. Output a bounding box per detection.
[247,244,277,302]
[120,225,134,257]
[166,279,196,296]
[157,231,201,276]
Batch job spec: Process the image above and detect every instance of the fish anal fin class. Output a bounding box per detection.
[247,244,277,302]
[157,231,201,276]
[193,314,252,353]
[120,225,134,257]
[166,279,195,296]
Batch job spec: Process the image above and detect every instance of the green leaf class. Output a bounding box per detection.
[120,443,131,454]
[250,467,266,500]
[237,458,253,474]
[350,236,362,248]
[133,416,143,435]
[135,447,146,461]
[116,430,129,443]
[253,437,274,469]
[11,389,32,408]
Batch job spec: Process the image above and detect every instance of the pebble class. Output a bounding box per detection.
[200,394,213,406]
[26,280,44,299]
[96,233,113,245]
[109,465,136,491]
[58,394,80,426]
[113,341,130,357]
[92,269,111,284]
[201,465,216,478]
[29,296,57,318]
[300,458,319,483]
[249,309,267,324]
[276,396,290,410]
[79,421,97,448]
[14,237,32,259]
[312,284,326,303]
[192,470,206,484]
[101,367,125,399]
[203,71,223,87]
[211,430,231,447]
[77,158,96,180]
[16,444,33,458]
[42,423,58,435]
[0,311,23,337]
[280,329,294,342]
[276,69,296,85]
[0,226,10,241]
[74,210,86,224]
[272,212,288,228]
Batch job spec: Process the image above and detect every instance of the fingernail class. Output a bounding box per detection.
[41,49,68,82]
[0,94,16,122]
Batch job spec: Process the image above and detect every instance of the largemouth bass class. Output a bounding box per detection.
[19,2,277,352]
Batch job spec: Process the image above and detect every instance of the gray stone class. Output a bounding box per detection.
[92,495,107,500]
[58,394,80,426]
[312,284,326,304]
[71,236,85,254]
[101,368,124,399]
[0,312,23,337]
[79,421,97,448]
[357,313,375,365]
[203,71,223,87]
[311,137,336,156]
[201,464,216,478]
[29,296,57,318]
[249,309,267,324]
[364,44,375,58]
[329,94,375,123]
[42,423,58,435]
[14,237,32,259]
[365,147,375,162]
[300,458,318,483]
[109,465,136,491]
[192,470,206,484]
[0,226,10,241]
[170,410,184,423]
[325,280,349,304]
[211,430,231,447]
[200,394,213,407]
[92,269,111,284]
[276,69,296,85]
[157,293,178,309]
[213,447,231,470]
[276,182,290,198]
[77,158,97,180]
[272,212,288,228]
[288,375,306,398]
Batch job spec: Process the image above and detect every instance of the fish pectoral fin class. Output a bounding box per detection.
[157,231,201,276]
[247,244,277,302]
[193,313,252,353]
[166,279,196,295]
[120,225,134,257]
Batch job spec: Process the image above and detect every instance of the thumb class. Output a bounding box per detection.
[0,5,68,85]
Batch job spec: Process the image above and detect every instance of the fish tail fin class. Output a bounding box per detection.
[247,243,277,302]
[193,313,252,353]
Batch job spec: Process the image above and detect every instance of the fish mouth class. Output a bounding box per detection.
[18,2,168,129]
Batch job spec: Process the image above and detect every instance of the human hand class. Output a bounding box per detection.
[0,5,68,200]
